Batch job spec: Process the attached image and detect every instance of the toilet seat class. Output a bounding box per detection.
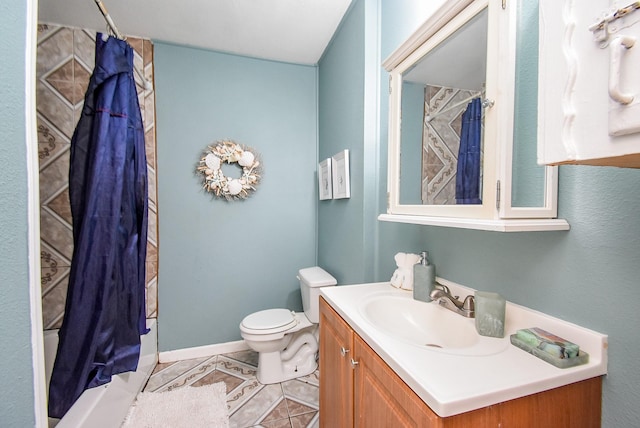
[240,308,297,335]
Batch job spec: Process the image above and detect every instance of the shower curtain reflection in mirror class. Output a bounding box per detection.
[455,97,483,204]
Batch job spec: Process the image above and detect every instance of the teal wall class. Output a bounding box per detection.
[0,1,37,426]
[317,0,379,284]
[154,44,318,351]
[317,0,640,426]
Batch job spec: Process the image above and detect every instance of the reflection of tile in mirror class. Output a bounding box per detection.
[422,85,479,205]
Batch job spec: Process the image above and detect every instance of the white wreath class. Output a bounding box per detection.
[196,140,261,200]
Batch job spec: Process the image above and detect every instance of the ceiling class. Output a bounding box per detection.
[38,0,353,65]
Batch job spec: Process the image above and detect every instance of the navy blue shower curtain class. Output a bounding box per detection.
[456,97,482,204]
[48,34,149,419]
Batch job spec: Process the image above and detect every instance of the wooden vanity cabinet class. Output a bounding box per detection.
[319,295,354,427]
[319,297,602,428]
[353,334,439,426]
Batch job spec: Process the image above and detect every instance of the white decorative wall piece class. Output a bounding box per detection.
[318,158,333,200]
[196,140,262,201]
[331,150,350,199]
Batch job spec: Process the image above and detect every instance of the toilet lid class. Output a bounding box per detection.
[241,309,297,331]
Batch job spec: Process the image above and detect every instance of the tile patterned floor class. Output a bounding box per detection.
[143,350,319,428]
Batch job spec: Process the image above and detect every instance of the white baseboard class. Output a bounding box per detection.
[159,340,250,363]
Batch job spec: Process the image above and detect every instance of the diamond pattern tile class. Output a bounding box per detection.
[36,23,159,330]
[47,190,72,226]
[423,85,483,205]
[142,350,319,428]
[37,119,69,165]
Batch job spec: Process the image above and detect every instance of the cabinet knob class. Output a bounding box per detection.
[340,346,350,357]
[350,358,359,368]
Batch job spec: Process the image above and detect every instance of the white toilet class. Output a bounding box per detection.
[239,266,337,384]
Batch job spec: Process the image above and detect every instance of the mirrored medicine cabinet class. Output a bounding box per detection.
[379,0,569,232]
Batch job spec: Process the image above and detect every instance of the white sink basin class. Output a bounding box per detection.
[358,292,509,356]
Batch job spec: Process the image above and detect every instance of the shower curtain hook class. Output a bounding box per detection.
[93,0,153,91]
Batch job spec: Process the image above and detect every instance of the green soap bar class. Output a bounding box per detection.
[510,335,589,369]
[515,327,579,359]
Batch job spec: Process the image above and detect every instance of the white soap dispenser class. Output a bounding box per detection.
[413,251,435,302]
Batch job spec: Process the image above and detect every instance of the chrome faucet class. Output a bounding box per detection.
[429,283,475,318]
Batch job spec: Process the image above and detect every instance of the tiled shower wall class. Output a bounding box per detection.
[36,24,158,330]
[422,85,480,205]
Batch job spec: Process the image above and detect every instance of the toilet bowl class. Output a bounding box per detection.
[240,267,337,384]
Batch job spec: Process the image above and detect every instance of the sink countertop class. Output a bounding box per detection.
[320,280,608,417]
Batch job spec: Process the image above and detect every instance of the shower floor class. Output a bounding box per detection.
[142,350,319,428]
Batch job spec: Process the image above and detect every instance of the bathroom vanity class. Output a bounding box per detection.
[319,282,607,427]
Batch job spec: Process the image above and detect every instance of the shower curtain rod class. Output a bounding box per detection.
[93,0,153,90]
[425,91,484,123]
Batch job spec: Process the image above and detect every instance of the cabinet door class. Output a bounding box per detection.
[538,0,640,167]
[319,298,354,428]
[353,335,440,428]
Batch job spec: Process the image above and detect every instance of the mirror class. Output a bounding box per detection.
[510,0,546,208]
[381,0,565,230]
[399,8,488,206]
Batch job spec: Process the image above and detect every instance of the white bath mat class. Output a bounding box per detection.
[122,382,229,427]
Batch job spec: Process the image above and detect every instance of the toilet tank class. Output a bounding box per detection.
[298,267,337,323]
